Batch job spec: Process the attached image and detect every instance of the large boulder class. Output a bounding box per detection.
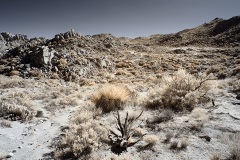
[25,46,55,67]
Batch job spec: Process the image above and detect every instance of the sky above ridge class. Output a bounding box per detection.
[0,0,239,39]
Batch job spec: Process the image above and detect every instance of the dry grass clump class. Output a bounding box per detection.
[190,107,209,123]
[163,133,174,143]
[145,69,213,112]
[210,153,221,160]
[0,119,11,128]
[143,135,159,146]
[54,119,107,159]
[71,102,102,125]
[169,139,188,150]
[0,102,34,121]
[49,96,78,107]
[0,75,26,89]
[92,84,132,113]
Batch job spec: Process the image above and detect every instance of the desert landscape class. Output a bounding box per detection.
[0,16,240,160]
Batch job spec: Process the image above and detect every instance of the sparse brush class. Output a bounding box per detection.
[146,69,213,112]
[0,120,11,128]
[228,134,240,160]
[152,109,174,123]
[143,135,159,146]
[92,84,132,113]
[163,133,174,143]
[169,140,178,150]
[190,107,209,123]
[133,127,146,137]
[190,122,203,131]
[0,75,26,89]
[178,139,188,150]
[211,153,221,160]
[55,119,107,159]
[144,100,163,110]
[0,102,34,122]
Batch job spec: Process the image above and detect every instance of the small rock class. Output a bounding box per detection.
[236,93,240,100]
[6,152,13,158]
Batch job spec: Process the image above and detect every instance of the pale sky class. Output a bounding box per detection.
[0,0,239,38]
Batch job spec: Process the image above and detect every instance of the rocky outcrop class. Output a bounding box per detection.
[24,46,55,67]
[54,29,81,40]
[1,32,28,42]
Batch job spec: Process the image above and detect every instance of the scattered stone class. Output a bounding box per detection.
[6,152,13,158]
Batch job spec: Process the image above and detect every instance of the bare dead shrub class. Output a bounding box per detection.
[92,84,132,113]
[108,111,145,154]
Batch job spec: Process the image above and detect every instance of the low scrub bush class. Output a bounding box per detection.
[54,119,107,159]
[0,102,34,121]
[145,69,213,112]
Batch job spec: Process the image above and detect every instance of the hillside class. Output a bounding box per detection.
[0,16,240,160]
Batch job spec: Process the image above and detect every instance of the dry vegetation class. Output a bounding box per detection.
[92,84,133,113]
[145,69,214,112]
[1,46,239,160]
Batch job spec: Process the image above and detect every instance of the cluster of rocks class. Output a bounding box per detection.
[0,31,117,82]
[1,32,28,41]
[54,29,81,41]
[0,32,29,55]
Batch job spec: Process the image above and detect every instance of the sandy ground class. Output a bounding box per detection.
[0,77,239,160]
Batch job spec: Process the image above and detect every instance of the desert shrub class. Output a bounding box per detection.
[143,135,159,146]
[54,102,107,159]
[145,69,213,112]
[0,102,34,121]
[71,102,102,125]
[0,75,26,89]
[92,84,132,113]
[210,153,221,160]
[0,120,11,128]
[54,119,107,159]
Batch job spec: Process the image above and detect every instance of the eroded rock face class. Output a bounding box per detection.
[25,46,55,67]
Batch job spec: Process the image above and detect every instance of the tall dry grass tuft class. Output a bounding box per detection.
[92,84,132,113]
[145,69,213,112]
